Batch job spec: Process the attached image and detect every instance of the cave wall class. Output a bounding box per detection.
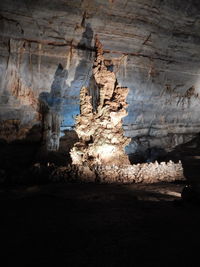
[1,0,200,156]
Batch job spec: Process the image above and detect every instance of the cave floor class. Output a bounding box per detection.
[1,181,200,267]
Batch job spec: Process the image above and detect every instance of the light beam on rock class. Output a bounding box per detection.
[70,36,130,166]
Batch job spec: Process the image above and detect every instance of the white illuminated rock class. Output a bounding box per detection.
[70,36,130,166]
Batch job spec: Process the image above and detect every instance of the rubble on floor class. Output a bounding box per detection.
[50,160,184,184]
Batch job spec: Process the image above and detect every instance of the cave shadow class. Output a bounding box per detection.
[0,24,96,183]
[1,181,198,267]
[77,23,94,51]
[35,24,94,166]
[128,144,167,164]
[58,24,95,161]
[163,132,200,161]
[39,62,68,126]
[38,63,68,162]
[158,133,200,186]
[39,63,68,108]
[128,133,200,164]
[0,124,42,183]
[65,23,94,101]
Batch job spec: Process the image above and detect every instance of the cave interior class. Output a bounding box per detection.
[1,0,200,266]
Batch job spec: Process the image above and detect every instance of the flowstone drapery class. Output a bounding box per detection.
[70,36,130,166]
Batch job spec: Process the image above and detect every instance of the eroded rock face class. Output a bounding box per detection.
[70,37,130,166]
[50,161,184,184]
[1,0,200,157]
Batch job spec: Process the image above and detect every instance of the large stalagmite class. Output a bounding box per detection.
[70,36,130,166]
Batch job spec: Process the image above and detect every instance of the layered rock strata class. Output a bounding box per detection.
[1,0,200,157]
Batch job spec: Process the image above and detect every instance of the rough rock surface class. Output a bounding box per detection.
[1,0,200,155]
[50,160,184,184]
[70,37,130,166]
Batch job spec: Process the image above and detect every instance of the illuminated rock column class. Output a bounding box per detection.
[70,36,130,166]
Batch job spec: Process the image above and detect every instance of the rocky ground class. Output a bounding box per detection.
[1,181,200,267]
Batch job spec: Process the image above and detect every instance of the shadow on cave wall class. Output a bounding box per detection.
[0,61,71,181]
[38,63,68,165]
[160,133,200,186]
[37,23,94,165]
[64,23,94,102]
[0,124,42,181]
[128,146,167,164]
[0,59,70,178]
[74,23,100,112]
[39,63,68,147]
[128,132,200,164]
[59,23,95,161]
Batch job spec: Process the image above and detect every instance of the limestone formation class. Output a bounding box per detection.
[1,0,200,157]
[50,161,184,184]
[70,36,130,166]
